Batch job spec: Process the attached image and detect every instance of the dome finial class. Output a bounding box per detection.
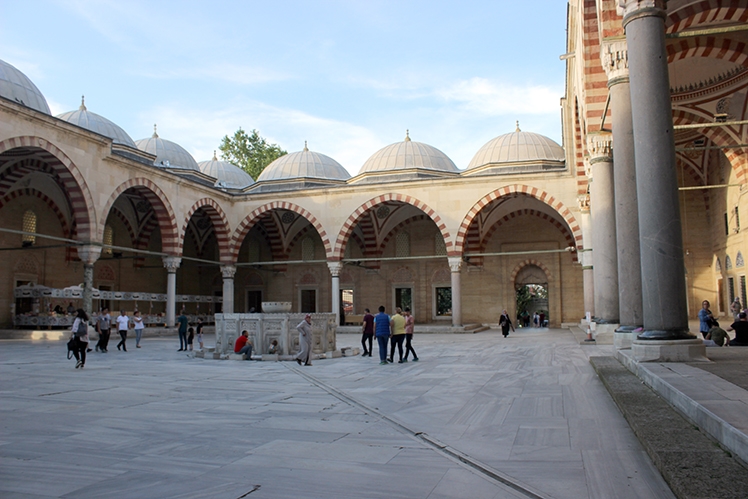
[303,140,308,152]
[212,150,217,161]
[405,129,411,142]
[152,124,159,138]
[79,95,87,111]
[515,120,521,132]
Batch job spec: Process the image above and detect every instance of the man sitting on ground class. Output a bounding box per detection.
[705,325,730,347]
[727,312,748,346]
[234,330,253,360]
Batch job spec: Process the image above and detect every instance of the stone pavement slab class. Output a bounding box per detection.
[0,329,675,499]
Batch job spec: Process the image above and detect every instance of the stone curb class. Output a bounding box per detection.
[589,356,748,499]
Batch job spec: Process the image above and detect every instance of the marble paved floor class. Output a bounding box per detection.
[0,329,676,499]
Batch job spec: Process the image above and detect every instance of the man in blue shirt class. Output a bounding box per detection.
[176,309,189,351]
[374,306,391,365]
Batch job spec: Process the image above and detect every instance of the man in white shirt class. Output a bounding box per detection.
[115,310,130,352]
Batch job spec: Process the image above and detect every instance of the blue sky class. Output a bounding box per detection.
[1,0,568,175]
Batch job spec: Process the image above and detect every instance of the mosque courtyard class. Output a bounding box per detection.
[0,330,680,499]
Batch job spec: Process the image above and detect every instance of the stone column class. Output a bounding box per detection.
[327,262,342,326]
[602,39,644,344]
[162,256,181,327]
[448,257,462,327]
[587,134,619,324]
[77,245,102,316]
[620,0,702,360]
[578,195,595,318]
[221,265,236,314]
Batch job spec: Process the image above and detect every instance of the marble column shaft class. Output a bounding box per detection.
[448,257,462,327]
[328,262,342,326]
[578,198,595,317]
[221,265,236,314]
[588,135,619,323]
[163,257,181,327]
[603,40,643,330]
[622,2,691,339]
[77,245,101,317]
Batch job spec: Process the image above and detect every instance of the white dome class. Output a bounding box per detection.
[57,98,136,147]
[135,126,199,171]
[468,124,564,169]
[0,59,50,114]
[258,144,349,181]
[199,154,255,189]
[359,132,458,174]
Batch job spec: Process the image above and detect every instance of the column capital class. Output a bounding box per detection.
[447,256,462,273]
[618,0,667,25]
[587,133,614,166]
[601,40,629,85]
[221,265,237,279]
[162,256,182,273]
[76,245,102,266]
[327,261,343,277]
[577,194,591,213]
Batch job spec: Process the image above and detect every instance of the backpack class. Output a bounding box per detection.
[75,320,88,337]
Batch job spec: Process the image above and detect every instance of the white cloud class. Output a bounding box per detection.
[435,77,562,115]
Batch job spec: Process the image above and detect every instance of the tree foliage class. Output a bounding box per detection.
[218,128,286,180]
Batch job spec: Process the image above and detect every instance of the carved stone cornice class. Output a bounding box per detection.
[162,256,182,273]
[587,134,614,165]
[601,40,629,86]
[448,256,462,273]
[221,265,237,280]
[76,245,102,266]
[618,0,666,26]
[327,261,343,277]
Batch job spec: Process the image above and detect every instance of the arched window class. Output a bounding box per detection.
[434,233,446,256]
[302,236,315,261]
[396,232,410,258]
[22,210,36,245]
[103,224,114,255]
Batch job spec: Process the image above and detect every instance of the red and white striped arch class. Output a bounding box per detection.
[333,193,452,261]
[0,188,71,237]
[667,36,748,67]
[0,136,95,240]
[667,2,748,33]
[509,259,552,283]
[181,198,232,263]
[455,185,582,256]
[99,178,179,255]
[230,201,330,262]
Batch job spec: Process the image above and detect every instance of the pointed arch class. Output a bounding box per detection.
[181,198,232,263]
[510,259,552,283]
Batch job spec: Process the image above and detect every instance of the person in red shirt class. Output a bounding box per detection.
[234,330,253,360]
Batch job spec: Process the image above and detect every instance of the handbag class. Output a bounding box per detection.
[67,336,76,359]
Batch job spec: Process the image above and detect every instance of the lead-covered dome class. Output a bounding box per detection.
[57,97,136,147]
[0,59,51,114]
[135,125,200,171]
[258,143,349,181]
[467,123,564,170]
[199,152,255,189]
[359,131,458,174]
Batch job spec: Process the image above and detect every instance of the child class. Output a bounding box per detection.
[269,339,279,354]
[196,317,204,350]
[187,327,194,351]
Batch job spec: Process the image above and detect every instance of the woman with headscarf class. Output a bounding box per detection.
[295,314,314,366]
[71,308,90,368]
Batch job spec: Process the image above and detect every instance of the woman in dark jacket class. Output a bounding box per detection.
[71,309,90,368]
[499,309,514,338]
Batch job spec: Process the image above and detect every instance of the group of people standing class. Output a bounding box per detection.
[359,306,417,365]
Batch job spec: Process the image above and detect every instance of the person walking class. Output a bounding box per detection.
[115,310,129,351]
[374,306,391,365]
[389,307,406,363]
[70,308,90,369]
[176,309,189,351]
[133,310,145,348]
[295,314,313,366]
[403,307,418,362]
[361,308,374,357]
[95,307,111,352]
[499,309,514,338]
[196,317,204,350]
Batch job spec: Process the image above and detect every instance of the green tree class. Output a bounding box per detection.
[218,128,287,180]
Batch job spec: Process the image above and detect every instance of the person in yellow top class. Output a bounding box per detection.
[388,307,407,363]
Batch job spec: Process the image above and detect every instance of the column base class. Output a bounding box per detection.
[637,328,696,341]
[631,338,708,362]
[613,325,642,350]
[593,322,619,344]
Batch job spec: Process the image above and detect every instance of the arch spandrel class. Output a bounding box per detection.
[181,198,232,263]
[455,185,582,256]
[230,201,331,262]
[99,178,179,255]
[333,193,453,261]
[0,136,96,241]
